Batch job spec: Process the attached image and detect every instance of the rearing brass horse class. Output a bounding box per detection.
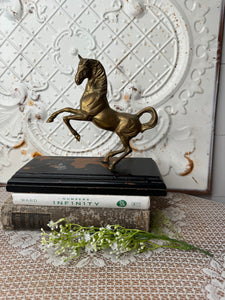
[47,55,158,170]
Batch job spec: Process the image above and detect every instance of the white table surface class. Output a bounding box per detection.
[0,187,225,300]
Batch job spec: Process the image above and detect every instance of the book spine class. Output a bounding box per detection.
[1,197,150,231]
[12,193,150,209]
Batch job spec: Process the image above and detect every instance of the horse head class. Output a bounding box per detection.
[75,55,92,85]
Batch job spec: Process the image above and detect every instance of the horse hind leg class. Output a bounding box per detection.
[103,147,126,164]
[107,136,132,170]
[108,145,132,170]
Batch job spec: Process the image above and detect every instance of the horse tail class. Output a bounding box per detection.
[136,106,158,133]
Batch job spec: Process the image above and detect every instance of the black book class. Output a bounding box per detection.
[6,156,167,196]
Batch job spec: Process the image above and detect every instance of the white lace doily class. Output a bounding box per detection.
[0,187,225,299]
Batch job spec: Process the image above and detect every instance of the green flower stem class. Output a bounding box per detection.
[132,232,213,256]
[41,218,213,262]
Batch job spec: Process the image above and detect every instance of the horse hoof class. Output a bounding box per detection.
[108,164,114,171]
[75,135,80,141]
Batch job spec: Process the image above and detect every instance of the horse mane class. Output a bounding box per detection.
[89,59,107,94]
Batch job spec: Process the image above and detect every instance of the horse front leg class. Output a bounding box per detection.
[46,107,80,123]
[63,111,90,141]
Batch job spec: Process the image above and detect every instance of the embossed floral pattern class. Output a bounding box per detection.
[0,0,222,192]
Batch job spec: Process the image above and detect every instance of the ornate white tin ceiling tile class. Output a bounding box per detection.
[0,0,223,191]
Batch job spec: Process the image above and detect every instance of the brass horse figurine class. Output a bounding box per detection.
[47,55,158,170]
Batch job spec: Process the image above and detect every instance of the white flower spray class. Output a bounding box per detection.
[41,218,212,263]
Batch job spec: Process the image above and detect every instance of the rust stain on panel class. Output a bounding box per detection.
[21,150,27,155]
[35,114,41,120]
[180,152,194,176]
[31,151,43,158]
[124,94,130,101]
[27,100,34,106]
[13,140,26,149]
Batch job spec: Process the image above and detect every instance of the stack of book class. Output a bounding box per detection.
[2,156,167,231]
